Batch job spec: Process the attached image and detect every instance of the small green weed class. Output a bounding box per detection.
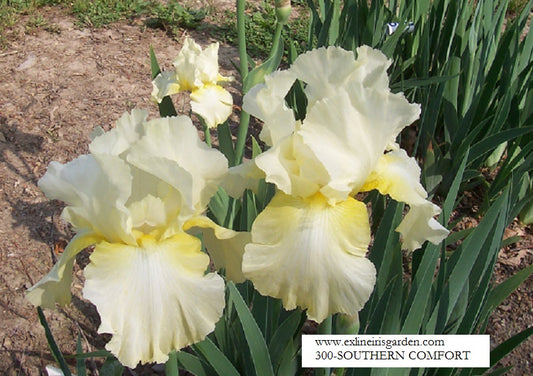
[144,0,206,35]
[70,0,152,27]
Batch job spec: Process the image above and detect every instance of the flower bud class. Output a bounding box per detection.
[275,0,291,24]
[335,313,360,334]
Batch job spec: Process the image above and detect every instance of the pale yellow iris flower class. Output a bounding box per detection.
[26,109,248,368]
[226,46,449,323]
[151,37,233,128]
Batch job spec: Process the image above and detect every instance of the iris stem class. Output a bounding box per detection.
[234,0,250,165]
[165,351,178,376]
[269,22,283,61]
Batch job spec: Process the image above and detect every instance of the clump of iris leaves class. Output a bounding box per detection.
[24,0,533,375]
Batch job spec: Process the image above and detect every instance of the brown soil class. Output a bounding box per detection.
[0,4,531,376]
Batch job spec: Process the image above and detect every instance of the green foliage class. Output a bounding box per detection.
[304,1,533,374]
[307,0,533,210]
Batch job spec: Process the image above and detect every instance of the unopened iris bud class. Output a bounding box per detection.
[335,313,360,334]
[275,0,291,24]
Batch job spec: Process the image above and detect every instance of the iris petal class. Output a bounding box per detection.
[127,116,228,220]
[38,154,134,244]
[243,191,376,322]
[151,70,180,104]
[26,231,101,308]
[184,215,250,283]
[361,149,449,250]
[242,70,297,146]
[190,84,233,128]
[83,234,225,368]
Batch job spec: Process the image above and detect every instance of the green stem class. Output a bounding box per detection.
[316,315,333,376]
[234,111,250,165]
[269,22,283,60]
[237,0,248,80]
[234,0,250,165]
[165,351,178,376]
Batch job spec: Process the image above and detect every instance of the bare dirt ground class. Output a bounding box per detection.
[0,3,531,376]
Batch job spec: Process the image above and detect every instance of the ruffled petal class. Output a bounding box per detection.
[190,84,233,128]
[83,234,225,368]
[242,70,297,146]
[151,71,181,103]
[343,81,421,147]
[26,231,100,308]
[290,46,359,106]
[352,45,392,90]
[360,149,449,250]
[38,154,135,244]
[299,92,384,202]
[173,38,221,90]
[254,133,328,199]
[89,109,148,156]
[126,116,228,220]
[360,149,428,206]
[184,215,250,283]
[243,191,376,322]
[396,202,449,251]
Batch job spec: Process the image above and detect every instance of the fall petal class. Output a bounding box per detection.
[190,84,233,128]
[38,155,134,244]
[396,202,449,251]
[361,149,428,206]
[243,192,375,322]
[83,234,225,368]
[26,231,100,308]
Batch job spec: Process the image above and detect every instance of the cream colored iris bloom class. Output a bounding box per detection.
[26,109,248,368]
[230,46,449,323]
[151,37,233,128]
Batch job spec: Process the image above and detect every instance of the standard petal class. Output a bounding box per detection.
[89,109,148,156]
[360,149,428,207]
[38,154,135,244]
[343,80,421,146]
[83,234,225,368]
[151,70,181,103]
[242,70,297,146]
[26,231,100,308]
[299,92,386,201]
[173,38,220,90]
[243,191,376,322]
[190,84,233,128]
[352,45,392,90]
[290,46,359,106]
[396,202,449,251]
[254,133,328,199]
[184,215,250,283]
[127,116,228,220]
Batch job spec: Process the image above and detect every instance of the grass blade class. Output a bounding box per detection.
[228,282,275,376]
[37,307,72,376]
[192,337,240,376]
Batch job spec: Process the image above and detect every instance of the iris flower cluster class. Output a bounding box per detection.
[27,40,448,368]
